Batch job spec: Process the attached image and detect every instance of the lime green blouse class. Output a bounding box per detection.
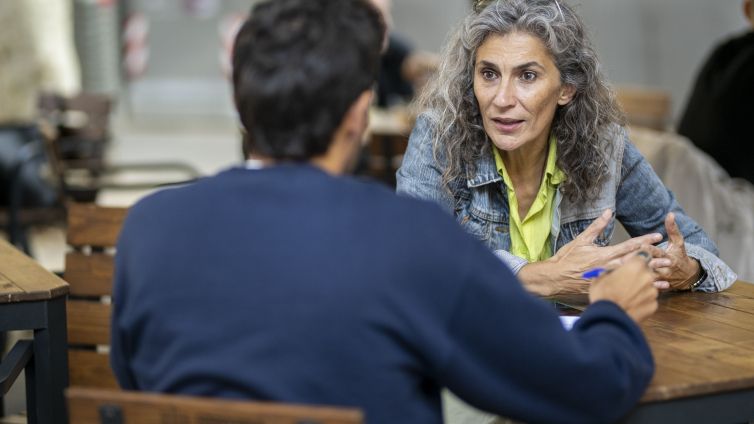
[493,135,565,262]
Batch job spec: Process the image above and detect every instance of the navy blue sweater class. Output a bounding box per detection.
[111,165,653,424]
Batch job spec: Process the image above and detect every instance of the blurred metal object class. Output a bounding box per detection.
[74,0,121,95]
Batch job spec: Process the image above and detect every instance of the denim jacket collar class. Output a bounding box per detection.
[464,129,625,224]
[466,148,502,188]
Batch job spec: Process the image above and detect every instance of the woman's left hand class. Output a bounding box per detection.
[650,212,702,290]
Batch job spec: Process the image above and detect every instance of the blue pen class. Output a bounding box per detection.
[582,267,608,280]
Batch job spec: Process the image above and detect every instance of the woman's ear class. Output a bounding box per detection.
[558,84,577,106]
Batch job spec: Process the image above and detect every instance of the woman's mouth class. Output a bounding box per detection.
[491,117,524,133]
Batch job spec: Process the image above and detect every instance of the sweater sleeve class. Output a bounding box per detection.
[437,242,654,424]
[616,136,736,292]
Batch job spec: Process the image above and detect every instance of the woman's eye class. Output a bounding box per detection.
[481,69,497,80]
[521,71,537,81]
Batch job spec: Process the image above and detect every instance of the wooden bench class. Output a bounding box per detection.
[67,387,364,424]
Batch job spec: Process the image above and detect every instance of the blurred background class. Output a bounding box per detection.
[1,0,748,181]
[0,0,749,301]
[0,0,749,295]
[105,0,746,121]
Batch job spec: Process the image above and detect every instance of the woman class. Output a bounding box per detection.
[397,0,736,295]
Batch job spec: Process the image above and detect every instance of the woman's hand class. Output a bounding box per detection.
[646,212,701,291]
[519,209,663,296]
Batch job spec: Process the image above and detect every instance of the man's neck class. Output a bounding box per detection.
[245,153,346,175]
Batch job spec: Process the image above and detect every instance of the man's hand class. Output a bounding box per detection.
[589,253,659,323]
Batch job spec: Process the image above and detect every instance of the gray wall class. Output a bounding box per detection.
[127,0,750,124]
[577,0,747,122]
[391,0,749,124]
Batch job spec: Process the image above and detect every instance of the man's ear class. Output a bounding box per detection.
[557,84,577,106]
[343,90,374,142]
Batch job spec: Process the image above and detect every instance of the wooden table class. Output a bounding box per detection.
[0,239,70,424]
[552,281,754,423]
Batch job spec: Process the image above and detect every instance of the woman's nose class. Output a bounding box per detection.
[492,81,515,108]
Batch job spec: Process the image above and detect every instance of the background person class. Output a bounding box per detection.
[111,1,658,422]
[0,0,80,245]
[370,0,439,107]
[677,0,754,184]
[397,0,736,296]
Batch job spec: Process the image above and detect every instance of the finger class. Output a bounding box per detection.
[654,280,670,290]
[664,212,686,248]
[607,233,663,259]
[642,244,668,259]
[577,209,612,244]
[648,258,672,269]
[613,253,652,276]
[653,266,673,280]
[603,257,624,269]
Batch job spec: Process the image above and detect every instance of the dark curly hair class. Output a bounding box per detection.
[233,0,385,160]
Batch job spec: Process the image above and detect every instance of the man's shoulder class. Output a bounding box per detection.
[126,166,453,223]
[344,175,461,227]
[704,30,754,69]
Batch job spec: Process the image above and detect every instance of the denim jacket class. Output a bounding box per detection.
[396,115,736,292]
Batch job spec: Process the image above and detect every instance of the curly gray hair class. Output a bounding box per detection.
[416,0,624,202]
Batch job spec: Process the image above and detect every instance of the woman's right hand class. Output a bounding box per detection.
[519,209,663,296]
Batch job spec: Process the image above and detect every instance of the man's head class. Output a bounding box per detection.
[745,0,754,27]
[233,0,385,164]
[369,0,393,32]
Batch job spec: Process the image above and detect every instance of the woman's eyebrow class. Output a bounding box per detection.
[475,60,546,72]
[476,59,500,70]
[512,61,545,71]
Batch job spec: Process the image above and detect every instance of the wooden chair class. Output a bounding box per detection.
[0,125,66,255]
[67,387,364,424]
[39,93,201,202]
[615,85,672,131]
[64,202,127,389]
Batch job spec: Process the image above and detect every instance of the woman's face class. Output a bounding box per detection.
[473,32,575,154]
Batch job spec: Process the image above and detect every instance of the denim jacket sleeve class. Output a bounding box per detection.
[616,131,737,292]
[396,114,457,214]
[492,250,529,275]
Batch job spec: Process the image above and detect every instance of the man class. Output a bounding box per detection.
[678,0,754,183]
[370,0,438,107]
[110,0,658,423]
[0,0,79,223]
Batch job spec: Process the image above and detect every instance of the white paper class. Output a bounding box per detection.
[559,315,580,331]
